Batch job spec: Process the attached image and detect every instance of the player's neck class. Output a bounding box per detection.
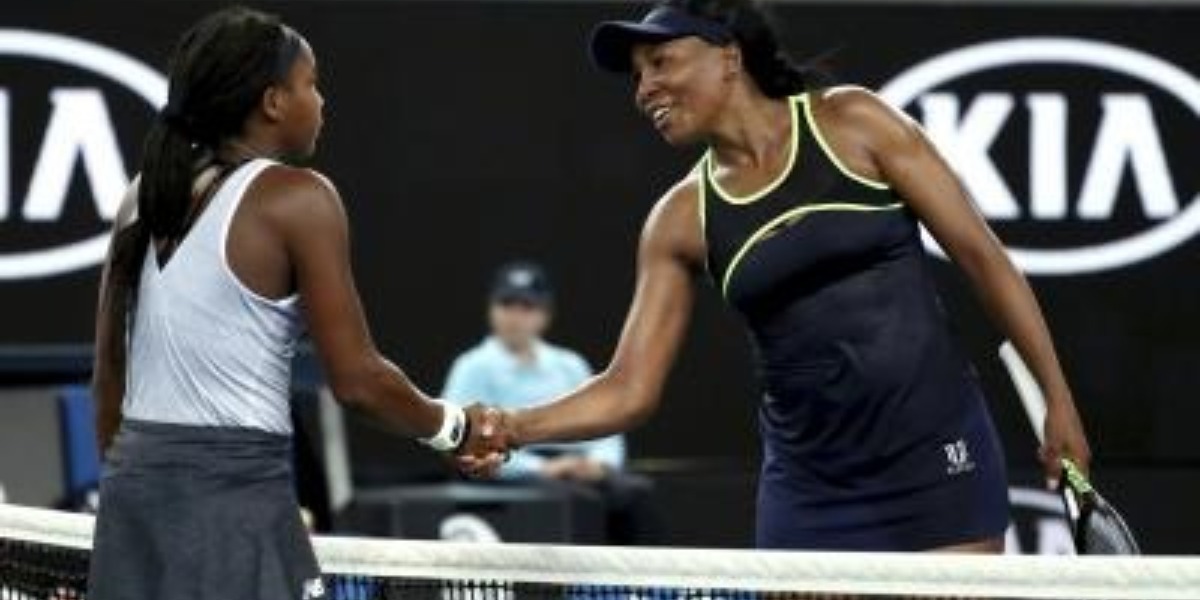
[707,91,791,171]
[217,129,286,164]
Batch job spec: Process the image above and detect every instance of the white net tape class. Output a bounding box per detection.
[2,503,1199,599]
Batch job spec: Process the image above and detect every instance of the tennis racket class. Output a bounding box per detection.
[998,341,1141,555]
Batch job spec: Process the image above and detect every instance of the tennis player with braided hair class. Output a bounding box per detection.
[465,0,1092,552]
[89,8,500,599]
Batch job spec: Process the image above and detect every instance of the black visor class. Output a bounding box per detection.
[589,6,734,73]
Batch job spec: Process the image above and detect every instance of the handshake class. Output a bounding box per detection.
[452,404,518,478]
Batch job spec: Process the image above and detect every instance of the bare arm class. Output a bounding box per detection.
[509,179,706,446]
[814,87,1090,475]
[91,181,140,455]
[264,167,445,439]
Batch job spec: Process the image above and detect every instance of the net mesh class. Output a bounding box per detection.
[2,503,1199,600]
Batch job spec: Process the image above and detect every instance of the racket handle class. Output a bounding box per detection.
[998,341,1047,445]
[1060,458,1093,494]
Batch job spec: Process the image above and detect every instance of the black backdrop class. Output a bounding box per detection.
[0,1,1197,551]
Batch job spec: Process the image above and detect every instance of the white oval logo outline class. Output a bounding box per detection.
[880,37,1200,276]
[0,29,166,280]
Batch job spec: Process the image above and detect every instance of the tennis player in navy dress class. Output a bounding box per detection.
[460,0,1092,553]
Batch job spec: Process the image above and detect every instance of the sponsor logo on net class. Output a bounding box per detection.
[301,577,325,599]
[0,29,164,280]
[880,37,1200,276]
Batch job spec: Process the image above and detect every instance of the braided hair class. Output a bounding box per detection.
[105,6,304,345]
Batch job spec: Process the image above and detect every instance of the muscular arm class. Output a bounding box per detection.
[510,180,706,446]
[813,87,1090,473]
[264,167,443,438]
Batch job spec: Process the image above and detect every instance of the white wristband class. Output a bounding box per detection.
[419,400,467,452]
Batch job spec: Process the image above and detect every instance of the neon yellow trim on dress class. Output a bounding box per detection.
[707,95,802,205]
[720,202,904,297]
[694,153,710,235]
[801,95,891,191]
[694,154,715,277]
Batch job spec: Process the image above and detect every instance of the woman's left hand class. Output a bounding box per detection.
[807,87,1094,491]
[1040,397,1092,489]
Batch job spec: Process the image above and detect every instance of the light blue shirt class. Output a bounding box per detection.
[442,337,626,479]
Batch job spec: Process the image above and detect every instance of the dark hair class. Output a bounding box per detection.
[106,7,304,345]
[662,0,830,97]
[142,6,302,243]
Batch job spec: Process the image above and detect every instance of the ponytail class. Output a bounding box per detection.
[742,47,810,99]
[104,6,301,350]
[100,115,195,356]
[139,112,204,242]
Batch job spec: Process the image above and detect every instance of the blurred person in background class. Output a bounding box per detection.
[445,262,658,544]
[445,261,623,482]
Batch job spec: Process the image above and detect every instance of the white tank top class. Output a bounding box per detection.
[124,159,303,434]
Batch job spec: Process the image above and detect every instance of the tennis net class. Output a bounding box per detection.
[2,503,1198,599]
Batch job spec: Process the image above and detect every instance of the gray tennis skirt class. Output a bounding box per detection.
[88,419,322,600]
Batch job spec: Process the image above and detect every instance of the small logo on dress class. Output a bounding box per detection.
[302,578,325,599]
[944,438,976,475]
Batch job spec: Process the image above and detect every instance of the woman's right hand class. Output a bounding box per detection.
[455,405,513,479]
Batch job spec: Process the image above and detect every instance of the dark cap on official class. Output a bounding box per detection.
[490,261,554,307]
[588,5,735,73]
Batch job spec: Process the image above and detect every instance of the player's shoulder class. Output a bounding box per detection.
[251,164,347,229]
[115,174,142,232]
[657,162,705,213]
[810,85,916,141]
[639,161,708,264]
[255,163,339,202]
[643,159,706,232]
[810,85,887,117]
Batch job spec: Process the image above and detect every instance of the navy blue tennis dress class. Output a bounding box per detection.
[700,93,1010,550]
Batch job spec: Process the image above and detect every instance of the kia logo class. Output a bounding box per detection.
[0,29,165,280]
[880,38,1199,276]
